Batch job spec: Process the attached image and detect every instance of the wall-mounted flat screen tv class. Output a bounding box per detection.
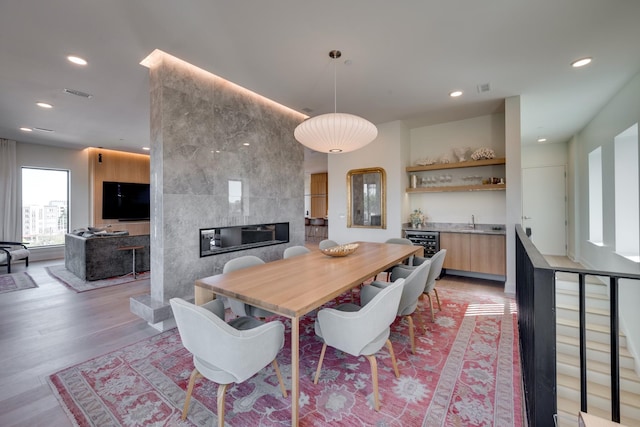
[102,181,150,221]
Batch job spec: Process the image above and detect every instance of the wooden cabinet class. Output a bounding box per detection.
[440,232,505,276]
[406,158,506,193]
[469,234,506,275]
[441,232,470,271]
[310,173,328,218]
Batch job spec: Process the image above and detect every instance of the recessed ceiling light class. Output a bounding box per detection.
[67,55,87,66]
[20,127,33,132]
[571,57,592,68]
[36,102,53,109]
[449,90,463,98]
[537,138,547,143]
[243,142,250,146]
[142,147,150,151]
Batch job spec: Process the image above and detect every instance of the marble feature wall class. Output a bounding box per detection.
[135,51,306,325]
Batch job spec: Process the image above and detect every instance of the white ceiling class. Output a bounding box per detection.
[2,1,640,159]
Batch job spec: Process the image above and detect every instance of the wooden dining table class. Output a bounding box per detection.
[194,241,421,426]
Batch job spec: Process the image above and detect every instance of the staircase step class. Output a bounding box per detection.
[556,275,609,295]
[557,363,640,395]
[556,335,636,370]
[557,382,640,425]
[557,353,638,382]
[556,289,611,311]
[557,303,610,327]
[558,373,640,409]
[557,397,610,425]
[557,318,628,347]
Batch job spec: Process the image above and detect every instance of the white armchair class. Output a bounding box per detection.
[170,298,287,427]
[283,245,311,259]
[318,239,338,250]
[367,260,431,353]
[382,237,415,279]
[223,255,276,318]
[395,249,447,322]
[314,278,405,411]
[0,241,30,274]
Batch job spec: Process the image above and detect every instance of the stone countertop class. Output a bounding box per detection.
[402,222,506,235]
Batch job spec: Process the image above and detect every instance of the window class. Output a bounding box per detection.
[21,167,69,247]
[588,147,603,245]
[614,123,639,262]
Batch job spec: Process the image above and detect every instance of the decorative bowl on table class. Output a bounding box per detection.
[321,243,360,257]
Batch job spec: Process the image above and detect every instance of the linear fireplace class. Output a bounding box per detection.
[200,222,289,257]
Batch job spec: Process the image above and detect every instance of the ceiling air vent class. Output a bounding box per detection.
[34,127,54,132]
[477,83,491,93]
[64,88,93,98]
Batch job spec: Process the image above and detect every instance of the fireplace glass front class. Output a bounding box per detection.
[200,222,289,257]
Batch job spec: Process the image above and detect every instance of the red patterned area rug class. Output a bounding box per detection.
[48,287,522,426]
[45,264,150,293]
[0,272,38,294]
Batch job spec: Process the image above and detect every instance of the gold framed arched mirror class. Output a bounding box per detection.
[347,167,386,229]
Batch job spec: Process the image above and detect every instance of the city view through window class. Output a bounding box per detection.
[21,167,69,247]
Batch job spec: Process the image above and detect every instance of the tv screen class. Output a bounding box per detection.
[102,181,150,220]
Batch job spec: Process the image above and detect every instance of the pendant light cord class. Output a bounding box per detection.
[333,57,337,114]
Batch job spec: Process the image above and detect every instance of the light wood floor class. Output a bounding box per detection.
[0,257,507,427]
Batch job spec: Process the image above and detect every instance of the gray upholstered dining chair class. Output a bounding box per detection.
[223,255,276,318]
[367,260,431,354]
[395,249,447,322]
[318,239,338,250]
[170,298,287,427]
[314,278,405,411]
[382,237,415,279]
[283,245,311,259]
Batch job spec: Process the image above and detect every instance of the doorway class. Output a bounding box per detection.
[522,165,567,256]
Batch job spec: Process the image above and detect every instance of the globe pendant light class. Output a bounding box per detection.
[294,50,377,153]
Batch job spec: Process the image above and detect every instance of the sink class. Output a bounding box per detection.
[457,225,503,233]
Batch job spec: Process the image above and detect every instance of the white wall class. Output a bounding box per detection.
[521,141,568,168]
[408,113,507,225]
[328,120,409,244]
[574,70,640,372]
[505,96,522,295]
[328,112,520,292]
[15,142,90,260]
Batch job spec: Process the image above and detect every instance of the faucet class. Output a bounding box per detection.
[471,214,475,229]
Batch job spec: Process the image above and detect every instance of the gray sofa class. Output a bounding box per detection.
[65,233,150,281]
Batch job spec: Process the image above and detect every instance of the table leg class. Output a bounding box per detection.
[194,285,215,305]
[132,248,137,279]
[291,317,299,426]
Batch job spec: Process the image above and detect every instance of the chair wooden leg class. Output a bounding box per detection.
[272,359,288,397]
[365,355,380,411]
[217,383,230,427]
[426,293,435,322]
[314,343,327,384]
[181,368,202,420]
[434,288,441,310]
[407,315,416,354]
[385,339,400,378]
